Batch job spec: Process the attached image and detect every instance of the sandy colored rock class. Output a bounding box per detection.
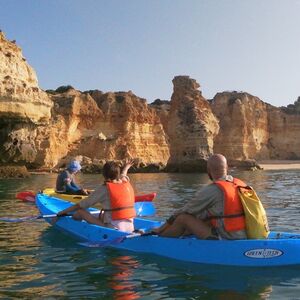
[211,92,270,160]
[166,76,219,171]
[211,91,300,161]
[1,31,300,172]
[0,32,52,123]
[0,165,30,178]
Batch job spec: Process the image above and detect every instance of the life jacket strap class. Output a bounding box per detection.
[102,205,134,212]
[205,213,245,220]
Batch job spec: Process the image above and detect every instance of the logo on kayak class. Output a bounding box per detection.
[244,248,283,259]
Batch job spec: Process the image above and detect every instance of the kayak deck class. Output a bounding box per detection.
[36,193,300,267]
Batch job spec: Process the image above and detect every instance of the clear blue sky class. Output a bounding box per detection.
[1,0,300,107]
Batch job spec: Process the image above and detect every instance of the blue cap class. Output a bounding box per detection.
[67,160,82,172]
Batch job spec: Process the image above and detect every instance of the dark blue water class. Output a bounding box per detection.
[1,170,300,299]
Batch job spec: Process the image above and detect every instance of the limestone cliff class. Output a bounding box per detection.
[1,31,300,172]
[30,88,170,168]
[211,92,300,162]
[211,92,270,161]
[87,91,170,166]
[0,32,53,165]
[38,89,104,167]
[267,105,300,159]
[0,32,52,123]
[166,76,219,171]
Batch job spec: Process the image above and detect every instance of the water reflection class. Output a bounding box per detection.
[108,255,141,299]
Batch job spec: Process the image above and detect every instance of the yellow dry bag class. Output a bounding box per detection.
[238,186,269,239]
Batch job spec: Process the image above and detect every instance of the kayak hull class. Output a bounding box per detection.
[36,193,300,267]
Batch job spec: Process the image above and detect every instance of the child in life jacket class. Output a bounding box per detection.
[55,159,136,233]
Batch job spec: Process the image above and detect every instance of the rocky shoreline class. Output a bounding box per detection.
[257,160,300,170]
[3,159,300,179]
[0,166,30,178]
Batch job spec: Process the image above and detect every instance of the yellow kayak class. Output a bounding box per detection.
[42,188,88,202]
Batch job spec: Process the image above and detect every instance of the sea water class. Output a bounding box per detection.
[0,169,300,299]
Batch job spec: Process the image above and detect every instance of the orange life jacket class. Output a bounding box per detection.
[105,181,136,220]
[210,178,246,232]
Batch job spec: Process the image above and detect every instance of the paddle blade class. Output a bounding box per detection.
[135,192,156,202]
[135,201,156,217]
[0,215,41,222]
[0,214,59,223]
[16,191,36,203]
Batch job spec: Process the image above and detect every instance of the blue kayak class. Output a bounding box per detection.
[36,193,300,267]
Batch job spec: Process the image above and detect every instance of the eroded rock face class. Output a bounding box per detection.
[0,165,30,178]
[12,88,171,169]
[0,32,52,123]
[38,89,104,167]
[87,91,170,166]
[267,106,300,159]
[166,76,219,171]
[0,32,53,165]
[211,92,300,161]
[211,92,270,160]
[2,31,300,172]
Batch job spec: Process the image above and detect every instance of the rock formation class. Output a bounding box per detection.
[0,32,52,123]
[1,31,300,173]
[0,32,53,165]
[211,92,300,162]
[47,89,170,168]
[267,105,300,159]
[166,76,219,171]
[211,92,270,161]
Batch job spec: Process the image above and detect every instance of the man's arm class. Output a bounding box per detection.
[172,184,221,218]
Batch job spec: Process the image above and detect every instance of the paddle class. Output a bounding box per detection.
[16,191,156,203]
[78,231,156,248]
[16,191,36,202]
[5,190,156,222]
[134,201,156,216]
[0,210,101,223]
[16,190,156,217]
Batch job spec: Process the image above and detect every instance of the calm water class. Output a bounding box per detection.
[0,170,300,299]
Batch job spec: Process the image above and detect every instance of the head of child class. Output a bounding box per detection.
[103,161,120,182]
[67,160,82,174]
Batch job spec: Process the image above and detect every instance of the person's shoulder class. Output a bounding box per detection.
[58,169,68,177]
[205,183,221,193]
[195,183,222,203]
[197,182,219,195]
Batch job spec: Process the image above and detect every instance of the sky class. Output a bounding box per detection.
[1,0,300,107]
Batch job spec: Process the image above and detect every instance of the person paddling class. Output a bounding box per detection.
[153,154,266,240]
[56,160,89,195]
[54,159,136,233]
